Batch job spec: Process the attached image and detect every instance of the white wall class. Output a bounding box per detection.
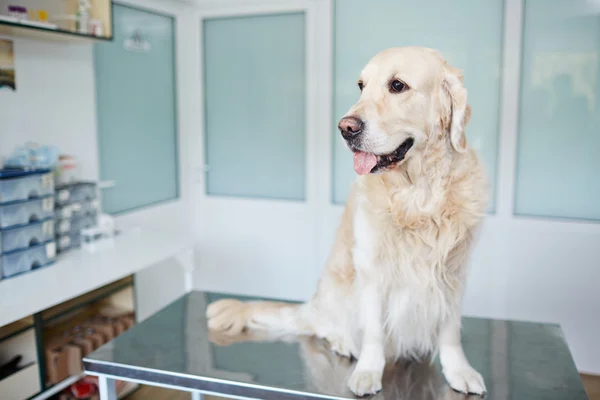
[0,37,99,180]
[0,31,191,324]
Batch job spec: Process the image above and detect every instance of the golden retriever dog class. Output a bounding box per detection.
[207,46,488,397]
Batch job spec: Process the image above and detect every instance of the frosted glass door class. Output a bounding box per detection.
[332,0,504,208]
[203,13,306,201]
[515,0,600,220]
[94,4,178,214]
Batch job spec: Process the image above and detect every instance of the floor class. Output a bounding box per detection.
[582,374,600,400]
[126,375,600,400]
[125,386,216,400]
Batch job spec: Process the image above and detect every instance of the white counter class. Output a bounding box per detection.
[0,228,194,327]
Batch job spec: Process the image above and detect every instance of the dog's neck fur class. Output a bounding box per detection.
[377,134,456,228]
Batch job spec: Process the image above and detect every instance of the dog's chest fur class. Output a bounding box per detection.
[351,168,480,360]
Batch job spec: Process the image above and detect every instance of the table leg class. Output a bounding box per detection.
[191,392,205,400]
[97,376,117,400]
[176,247,195,293]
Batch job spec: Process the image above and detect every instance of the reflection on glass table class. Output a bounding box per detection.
[84,291,588,400]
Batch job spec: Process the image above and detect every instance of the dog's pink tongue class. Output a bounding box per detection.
[353,151,377,175]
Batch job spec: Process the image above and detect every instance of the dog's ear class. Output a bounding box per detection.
[441,66,470,153]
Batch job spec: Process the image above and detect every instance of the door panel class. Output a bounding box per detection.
[197,7,318,301]
[515,0,600,220]
[203,13,306,201]
[95,4,178,214]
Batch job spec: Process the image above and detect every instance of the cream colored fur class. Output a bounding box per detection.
[206,47,488,396]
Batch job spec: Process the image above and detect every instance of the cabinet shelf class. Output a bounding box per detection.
[0,317,34,342]
[0,0,113,43]
[0,228,191,328]
[0,17,112,42]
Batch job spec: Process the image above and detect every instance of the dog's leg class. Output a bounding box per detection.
[347,202,385,396]
[439,317,486,395]
[347,281,385,396]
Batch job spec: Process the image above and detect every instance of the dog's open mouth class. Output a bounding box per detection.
[353,138,414,175]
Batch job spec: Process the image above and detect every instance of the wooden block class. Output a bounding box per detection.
[63,343,83,376]
[71,337,94,356]
[46,347,69,384]
[120,315,134,330]
[86,332,105,349]
[112,319,125,336]
[86,322,115,341]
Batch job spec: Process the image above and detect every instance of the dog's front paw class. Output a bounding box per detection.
[326,334,359,359]
[348,368,382,397]
[443,365,486,396]
[206,299,249,335]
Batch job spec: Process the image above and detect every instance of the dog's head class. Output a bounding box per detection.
[338,47,471,175]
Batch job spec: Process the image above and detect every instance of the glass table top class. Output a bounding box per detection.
[83,291,588,399]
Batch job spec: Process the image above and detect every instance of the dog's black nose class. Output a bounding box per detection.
[338,116,364,139]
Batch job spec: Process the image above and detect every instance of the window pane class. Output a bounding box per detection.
[515,0,600,220]
[95,5,178,214]
[204,13,306,200]
[332,0,503,209]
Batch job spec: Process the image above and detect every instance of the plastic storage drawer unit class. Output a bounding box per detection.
[0,241,56,279]
[0,219,55,254]
[0,196,54,229]
[57,233,81,253]
[0,169,54,204]
[55,199,99,219]
[55,182,97,205]
[71,214,97,233]
[55,214,97,236]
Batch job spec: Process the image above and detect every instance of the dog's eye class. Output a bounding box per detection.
[390,80,408,93]
[358,81,364,91]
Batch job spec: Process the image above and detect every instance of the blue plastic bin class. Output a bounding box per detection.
[56,199,100,219]
[55,182,97,205]
[57,233,81,253]
[56,214,97,235]
[0,219,55,254]
[0,196,54,229]
[0,241,56,279]
[0,169,54,204]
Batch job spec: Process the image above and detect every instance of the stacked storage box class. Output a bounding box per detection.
[0,169,57,280]
[54,182,99,253]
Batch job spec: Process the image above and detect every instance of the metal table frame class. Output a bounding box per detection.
[83,291,590,400]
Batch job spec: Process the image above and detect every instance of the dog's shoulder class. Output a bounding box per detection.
[444,149,489,226]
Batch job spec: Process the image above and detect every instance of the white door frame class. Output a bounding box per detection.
[194,0,333,301]
[195,0,328,207]
[101,0,194,237]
